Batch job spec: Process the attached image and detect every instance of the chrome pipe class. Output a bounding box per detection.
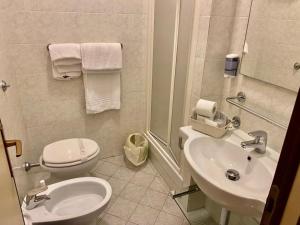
[24,162,40,172]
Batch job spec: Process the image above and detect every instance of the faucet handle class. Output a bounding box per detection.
[27,180,48,197]
[248,130,268,141]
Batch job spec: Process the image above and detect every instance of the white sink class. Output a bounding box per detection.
[181,126,278,217]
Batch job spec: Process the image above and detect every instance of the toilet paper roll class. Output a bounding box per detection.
[195,99,217,119]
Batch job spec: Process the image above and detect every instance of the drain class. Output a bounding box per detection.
[225,169,240,181]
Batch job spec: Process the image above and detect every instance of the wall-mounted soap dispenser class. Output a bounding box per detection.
[224,54,239,78]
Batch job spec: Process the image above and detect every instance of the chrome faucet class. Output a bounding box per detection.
[24,180,50,210]
[241,130,267,154]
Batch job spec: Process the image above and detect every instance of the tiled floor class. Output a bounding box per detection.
[90,155,188,225]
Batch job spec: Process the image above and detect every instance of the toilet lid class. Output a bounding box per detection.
[43,138,100,164]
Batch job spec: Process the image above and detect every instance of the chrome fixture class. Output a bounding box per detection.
[225,169,240,181]
[46,43,124,51]
[24,180,50,210]
[24,162,40,172]
[227,91,246,102]
[178,136,183,150]
[231,116,241,128]
[170,185,200,199]
[226,92,288,130]
[241,130,267,154]
[0,80,10,92]
[294,62,300,70]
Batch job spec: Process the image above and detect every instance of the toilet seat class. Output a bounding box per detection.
[42,138,100,168]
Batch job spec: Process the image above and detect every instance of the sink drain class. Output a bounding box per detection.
[225,169,240,181]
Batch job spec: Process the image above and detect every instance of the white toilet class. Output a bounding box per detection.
[39,138,100,178]
[22,177,112,225]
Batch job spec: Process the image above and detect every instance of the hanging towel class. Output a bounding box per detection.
[81,43,122,114]
[81,43,122,72]
[48,43,82,80]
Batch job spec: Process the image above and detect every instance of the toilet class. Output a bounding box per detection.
[22,177,112,225]
[39,138,100,178]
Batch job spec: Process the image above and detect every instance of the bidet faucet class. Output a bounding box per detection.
[24,180,50,210]
[241,130,267,154]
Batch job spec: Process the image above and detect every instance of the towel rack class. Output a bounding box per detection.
[46,43,124,51]
[226,92,289,130]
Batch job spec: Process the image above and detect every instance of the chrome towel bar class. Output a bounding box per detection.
[226,92,288,130]
[46,43,124,51]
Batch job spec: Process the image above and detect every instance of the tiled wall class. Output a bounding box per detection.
[189,0,297,152]
[8,0,150,161]
[188,0,212,113]
[0,0,29,166]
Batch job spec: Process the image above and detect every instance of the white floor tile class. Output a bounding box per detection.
[162,197,184,218]
[98,213,127,225]
[108,197,138,221]
[103,155,126,167]
[112,166,136,181]
[94,161,120,177]
[131,171,155,187]
[149,176,169,194]
[120,183,147,203]
[105,194,118,212]
[139,161,157,175]
[129,204,160,225]
[154,211,183,225]
[108,177,128,195]
[140,189,168,210]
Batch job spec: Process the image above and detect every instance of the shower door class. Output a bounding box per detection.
[150,0,195,164]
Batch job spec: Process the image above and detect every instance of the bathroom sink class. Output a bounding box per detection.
[181,126,278,217]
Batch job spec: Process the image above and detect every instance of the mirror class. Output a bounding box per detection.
[240,0,300,91]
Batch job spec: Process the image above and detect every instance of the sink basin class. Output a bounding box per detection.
[181,126,278,217]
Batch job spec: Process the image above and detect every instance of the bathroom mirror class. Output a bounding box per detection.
[240,0,300,91]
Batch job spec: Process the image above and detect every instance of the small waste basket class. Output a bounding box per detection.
[124,133,148,166]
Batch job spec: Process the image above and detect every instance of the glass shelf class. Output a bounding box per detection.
[171,185,218,225]
[171,185,260,225]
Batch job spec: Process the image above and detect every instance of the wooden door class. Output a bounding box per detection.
[260,89,300,225]
[0,121,24,225]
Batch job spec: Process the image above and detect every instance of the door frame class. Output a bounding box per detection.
[260,89,300,225]
[0,120,24,225]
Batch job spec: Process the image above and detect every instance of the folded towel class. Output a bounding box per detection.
[49,43,81,61]
[81,43,122,114]
[56,64,82,73]
[81,43,122,72]
[52,67,81,80]
[48,43,82,80]
[53,58,81,66]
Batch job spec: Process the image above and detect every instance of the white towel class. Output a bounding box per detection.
[48,43,82,80]
[81,43,122,72]
[81,43,122,114]
[83,72,121,114]
[49,43,81,61]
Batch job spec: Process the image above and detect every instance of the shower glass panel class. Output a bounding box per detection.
[150,0,179,143]
[150,0,195,164]
[170,0,195,162]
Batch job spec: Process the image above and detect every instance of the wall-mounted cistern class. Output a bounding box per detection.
[241,130,268,154]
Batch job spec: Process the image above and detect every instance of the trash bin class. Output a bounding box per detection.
[124,133,148,166]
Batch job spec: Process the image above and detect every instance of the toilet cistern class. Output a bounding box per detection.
[241,130,267,154]
[24,180,50,210]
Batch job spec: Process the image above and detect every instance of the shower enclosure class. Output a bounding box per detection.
[148,0,195,166]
